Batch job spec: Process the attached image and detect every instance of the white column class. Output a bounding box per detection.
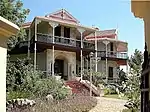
[68,63,72,80]
[103,40,110,82]
[27,28,31,59]
[46,49,52,76]
[90,55,92,96]
[77,28,85,81]
[34,19,41,71]
[86,56,89,73]
[95,31,98,72]
[49,22,58,76]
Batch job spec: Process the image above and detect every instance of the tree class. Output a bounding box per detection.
[124,49,143,111]
[0,0,30,50]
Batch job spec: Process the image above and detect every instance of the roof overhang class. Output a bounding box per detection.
[36,16,96,31]
[0,16,20,38]
[131,0,150,19]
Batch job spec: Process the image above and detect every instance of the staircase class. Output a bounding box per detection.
[65,79,100,96]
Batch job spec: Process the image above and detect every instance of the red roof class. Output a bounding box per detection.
[86,29,117,39]
[45,9,80,24]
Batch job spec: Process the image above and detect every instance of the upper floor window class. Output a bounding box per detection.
[55,26,61,36]
[110,42,113,51]
[64,27,70,38]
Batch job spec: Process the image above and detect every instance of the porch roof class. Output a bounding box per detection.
[85,29,117,39]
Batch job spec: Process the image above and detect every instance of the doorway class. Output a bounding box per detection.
[54,59,64,78]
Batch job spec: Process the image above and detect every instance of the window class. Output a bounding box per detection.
[64,27,70,38]
[110,42,113,55]
[108,67,113,79]
[110,42,113,51]
[55,26,61,36]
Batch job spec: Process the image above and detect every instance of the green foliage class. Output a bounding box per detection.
[122,109,138,112]
[33,78,70,100]
[120,49,142,110]
[83,70,105,86]
[6,57,42,93]
[6,57,70,100]
[128,49,143,73]
[0,0,30,26]
[104,85,117,95]
[7,91,32,101]
[0,0,30,50]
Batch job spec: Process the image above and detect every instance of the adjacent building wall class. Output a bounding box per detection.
[97,60,119,79]
[97,41,117,52]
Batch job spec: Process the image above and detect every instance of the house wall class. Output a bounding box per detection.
[76,59,119,79]
[46,49,76,79]
[37,22,78,40]
[97,60,119,79]
[97,41,117,52]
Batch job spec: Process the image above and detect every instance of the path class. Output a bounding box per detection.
[89,97,127,112]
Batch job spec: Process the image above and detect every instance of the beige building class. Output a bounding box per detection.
[131,1,150,111]
[0,16,19,112]
[10,9,128,83]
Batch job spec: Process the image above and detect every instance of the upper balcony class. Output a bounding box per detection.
[36,33,95,50]
[97,51,128,60]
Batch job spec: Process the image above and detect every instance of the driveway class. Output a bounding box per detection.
[89,97,127,112]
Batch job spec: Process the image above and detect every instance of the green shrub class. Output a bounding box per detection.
[104,85,117,95]
[104,88,110,95]
[122,109,138,112]
[33,77,70,100]
[6,58,70,100]
[6,91,33,101]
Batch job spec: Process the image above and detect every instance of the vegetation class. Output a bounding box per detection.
[7,96,97,112]
[0,0,30,50]
[6,58,70,100]
[119,49,142,111]
[83,70,105,87]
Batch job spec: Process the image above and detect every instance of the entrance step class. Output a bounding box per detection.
[65,79,100,96]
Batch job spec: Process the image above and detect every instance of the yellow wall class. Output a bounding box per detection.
[0,16,19,112]
[131,1,150,52]
[0,37,7,112]
[131,0,150,98]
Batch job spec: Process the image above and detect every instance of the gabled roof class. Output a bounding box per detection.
[45,9,80,24]
[86,29,117,39]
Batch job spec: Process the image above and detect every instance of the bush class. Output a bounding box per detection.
[7,91,33,101]
[6,58,42,93]
[83,70,105,86]
[6,58,70,100]
[104,85,117,95]
[122,109,138,112]
[33,77,71,100]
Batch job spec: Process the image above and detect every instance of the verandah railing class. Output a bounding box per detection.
[97,51,128,59]
[36,33,95,50]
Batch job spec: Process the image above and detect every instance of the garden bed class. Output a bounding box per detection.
[7,96,97,112]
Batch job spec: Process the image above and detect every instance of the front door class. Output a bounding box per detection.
[108,67,113,80]
[54,59,64,78]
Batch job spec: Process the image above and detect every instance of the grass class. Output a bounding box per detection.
[103,94,128,100]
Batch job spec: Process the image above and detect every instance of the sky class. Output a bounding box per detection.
[22,0,144,56]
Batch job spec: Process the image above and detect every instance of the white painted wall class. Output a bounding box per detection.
[46,49,76,79]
